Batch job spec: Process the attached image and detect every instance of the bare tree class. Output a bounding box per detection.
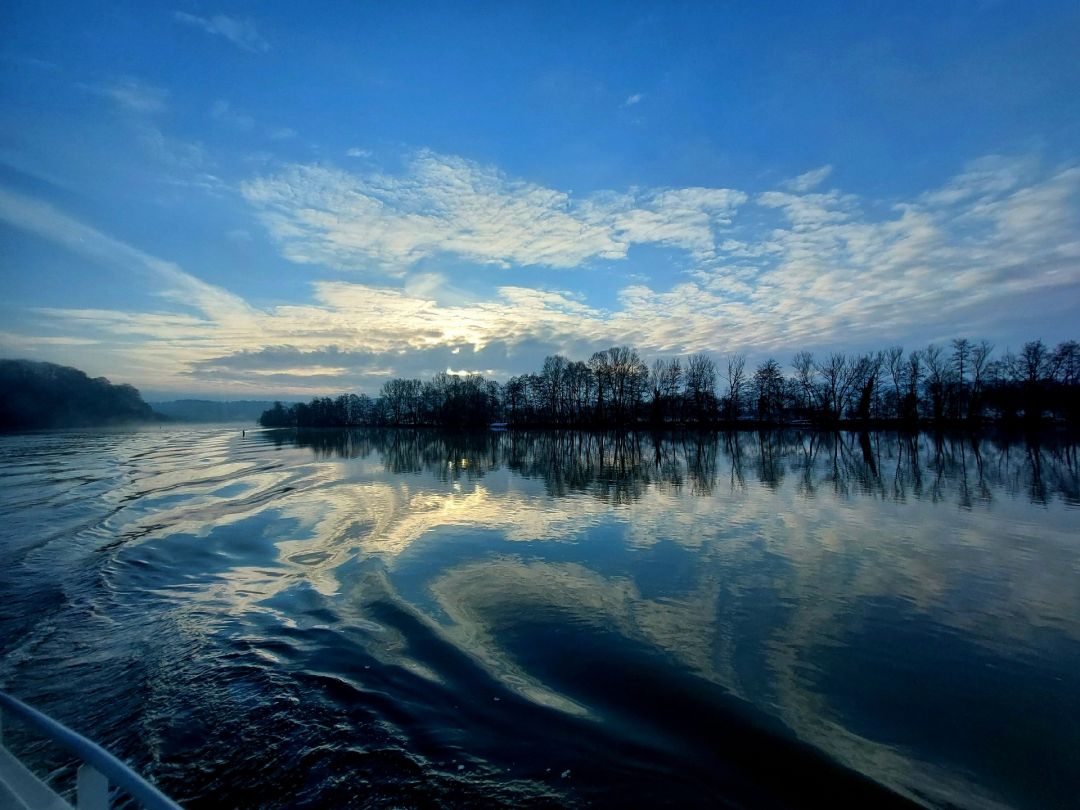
[725,353,746,420]
[1020,339,1049,384]
[969,340,993,421]
[600,346,649,423]
[815,353,857,421]
[752,358,785,421]
[852,352,884,421]
[565,360,592,423]
[649,357,682,424]
[886,346,905,419]
[380,377,422,424]
[1051,340,1079,385]
[923,344,949,422]
[903,350,923,422]
[541,355,568,422]
[951,338,971,419]
[792,351,818,415]
[685,353,717,422]
[589,351,612,421]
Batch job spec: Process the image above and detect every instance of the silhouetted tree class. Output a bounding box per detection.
[951,338,971,420]
[752,359,785,421]
[685,353,717,423]
[903,350,923,423]
[259,400,293,427]
[851,353,883,421]
[724,353,747,421]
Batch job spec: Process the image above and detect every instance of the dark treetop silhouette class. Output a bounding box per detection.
[260,338,1080,429]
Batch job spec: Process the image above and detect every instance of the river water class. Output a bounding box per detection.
[0,426,1077,808]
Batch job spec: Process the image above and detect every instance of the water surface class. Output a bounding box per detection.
[1,426,1077,808]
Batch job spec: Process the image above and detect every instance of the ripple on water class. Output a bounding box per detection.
[1,426,1077,808]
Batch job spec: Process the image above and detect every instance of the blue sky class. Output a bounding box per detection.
[1,1,1078,398]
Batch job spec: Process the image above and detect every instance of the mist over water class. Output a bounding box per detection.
[1,425,1077,808]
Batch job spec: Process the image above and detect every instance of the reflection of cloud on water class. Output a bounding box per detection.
[606,461,1078,804]
[417,546,1017,807]
[615,464,1080,648]
[110,428,1080,674]
[95,427,1077,807]
[427,560,628,716]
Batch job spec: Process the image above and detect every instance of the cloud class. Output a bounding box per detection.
[0,332,99,348]
[732,158,1080,350]
[89,77,168,113]
[210,99,255,130]
[173,11,269,53]
[137,125,205,169]
[784,164,833,193]
[3,153,1079,395]
[0,186,252,324]
[1,54,61,72]
[624,93,644,107]
[345,147,371,158]
[241,150,746,272]
[920,154,1035,206]
[269,127,297,140]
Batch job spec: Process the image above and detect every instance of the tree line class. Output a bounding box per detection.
[259,338,1080,429]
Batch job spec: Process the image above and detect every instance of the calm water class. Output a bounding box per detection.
[0,426,1077,809]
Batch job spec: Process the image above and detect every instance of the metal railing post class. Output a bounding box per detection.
[78,763,109,810]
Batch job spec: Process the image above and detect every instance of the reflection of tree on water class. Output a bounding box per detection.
[502,431,654,504]
[755,431,786,490]
[261,427,1079,506]
[725,430,746,493]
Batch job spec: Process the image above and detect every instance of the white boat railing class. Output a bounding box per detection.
[0,690,181,810]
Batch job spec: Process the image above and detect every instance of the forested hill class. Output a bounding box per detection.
[0,359,157,430]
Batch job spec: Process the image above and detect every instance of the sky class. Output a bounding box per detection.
[1,1,1078,399]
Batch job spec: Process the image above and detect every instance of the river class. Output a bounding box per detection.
[1,426,1077,808]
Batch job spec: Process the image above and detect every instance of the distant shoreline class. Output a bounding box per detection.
[257,338,1080,431]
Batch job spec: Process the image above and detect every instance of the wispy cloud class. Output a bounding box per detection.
[784,164,833,193]
[345,147,371,158]
[0,187,251,324]
[623,93,644,107]
[89,77,168,113]
[210,99,254,130]
[920,154,1036,206]
[1,54,61,72]
[133,124,222,193]
[173,11,269,53]
[241,150,746,272]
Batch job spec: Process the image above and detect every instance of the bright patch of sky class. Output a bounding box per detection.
[1,1,1078,397]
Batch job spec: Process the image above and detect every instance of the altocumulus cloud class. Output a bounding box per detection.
[239,150,747,272]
